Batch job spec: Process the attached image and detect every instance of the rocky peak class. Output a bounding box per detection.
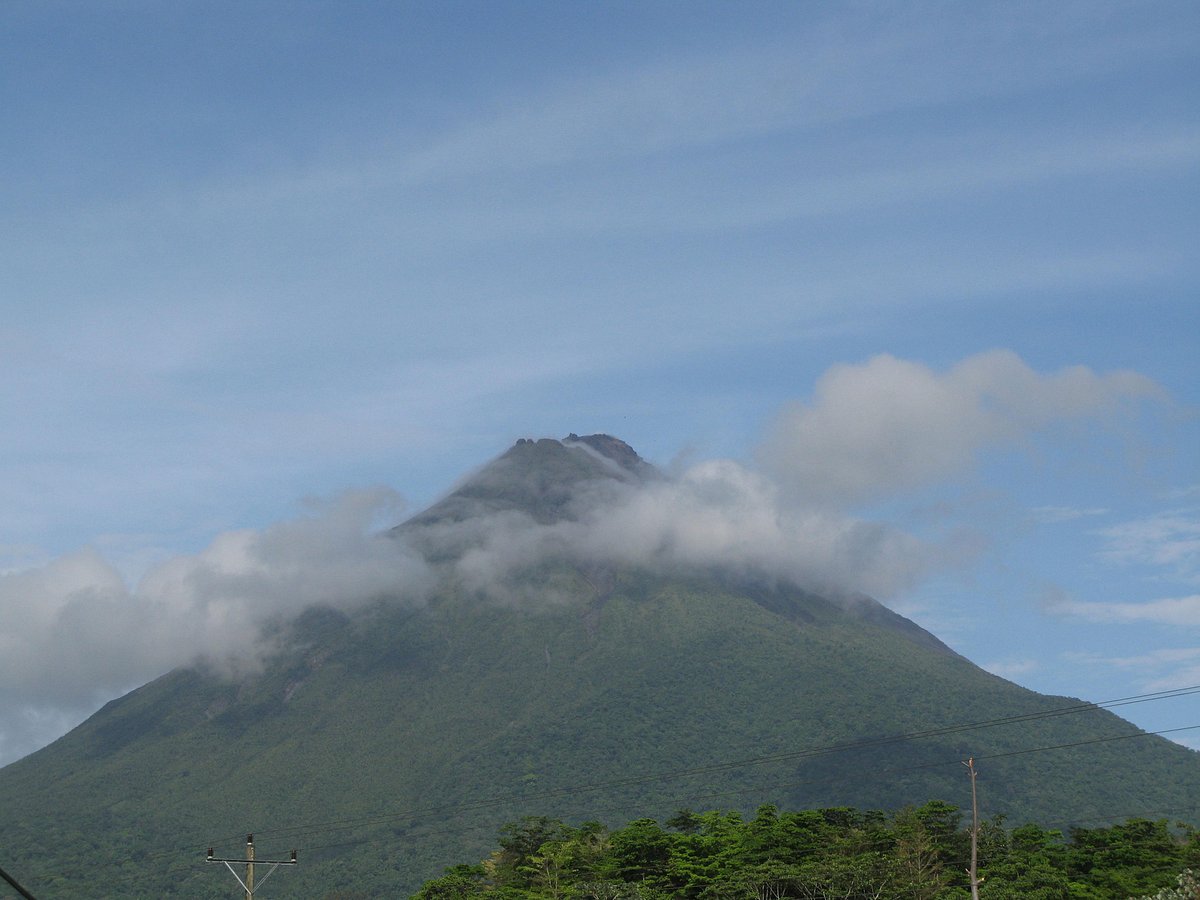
[562,433,649,475]
[402,434,656,530]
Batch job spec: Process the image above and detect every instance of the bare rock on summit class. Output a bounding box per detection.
[403,434,654,530]
[563,432,654,477]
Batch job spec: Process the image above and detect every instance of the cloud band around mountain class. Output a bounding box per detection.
[0,350,1174,765]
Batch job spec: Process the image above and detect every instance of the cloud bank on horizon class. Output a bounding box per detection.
[0,351,1185,765]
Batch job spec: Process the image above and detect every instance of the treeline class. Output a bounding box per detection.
[409,802,1200,899]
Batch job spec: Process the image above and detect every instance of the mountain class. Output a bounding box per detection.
[0,436,1197,899]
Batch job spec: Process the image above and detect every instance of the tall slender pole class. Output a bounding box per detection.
[245,834,255,900]
[964,757,980,900]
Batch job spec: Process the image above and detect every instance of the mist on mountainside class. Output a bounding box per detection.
[0,351,1159,765]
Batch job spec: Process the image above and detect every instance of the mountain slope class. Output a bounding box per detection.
[0,436,1196,899]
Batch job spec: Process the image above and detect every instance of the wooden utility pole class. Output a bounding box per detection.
[963,757,981,900]
[245,833,254,900]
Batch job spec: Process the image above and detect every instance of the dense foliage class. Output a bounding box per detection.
[413,805,1200,900]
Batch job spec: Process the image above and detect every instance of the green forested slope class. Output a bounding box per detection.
[1,565,1196,898]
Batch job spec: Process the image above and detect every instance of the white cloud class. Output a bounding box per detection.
[1052,594,1200,628]
[1065,646,1200,694]
[983,658,1040,680]
[436,458,946,606]
[0,543,49,576]
[1031,506,1110,524]
[0,351,1176,766]
[1099,510,1200,582]
[389,5,1195,187]
[52,3,1193,253]
[1097,647,1200,669]
[0,451,949,765]
[758,350,1160,507]
[0,488,433,764]
[580,460,938,599]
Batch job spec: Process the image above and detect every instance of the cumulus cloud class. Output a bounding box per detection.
[0,350,1170,765]
[578,461,936,597]
[443,458,962,605]
[1,453,935,763]
[0,488,433,764]
[436,345,1161,603]
[758,350,1159,507]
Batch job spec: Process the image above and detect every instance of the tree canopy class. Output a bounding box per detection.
[411,803,1200,900]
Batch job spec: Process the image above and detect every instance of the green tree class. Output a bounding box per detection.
[520,840,574,900]
[602,818,672,886]
[892,806,950,900]
[1130,868,1200,900]
[411,863,491,899]
[1067,819,1184,898]
[492,816,575,889]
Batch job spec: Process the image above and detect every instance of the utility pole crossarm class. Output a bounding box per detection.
[205,835,296,898]
[206,854,298,865]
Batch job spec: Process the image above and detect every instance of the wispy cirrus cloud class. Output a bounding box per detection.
[1051,593,1200,627]
[390,4,1197,186]
[1032,506,1110,524]
[28,4,1194,252]
[1098,510,1200,582]
[1066,646,1200,693]
[983,658,1041,680]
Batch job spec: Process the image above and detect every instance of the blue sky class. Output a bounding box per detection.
[1,1,1197,766]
